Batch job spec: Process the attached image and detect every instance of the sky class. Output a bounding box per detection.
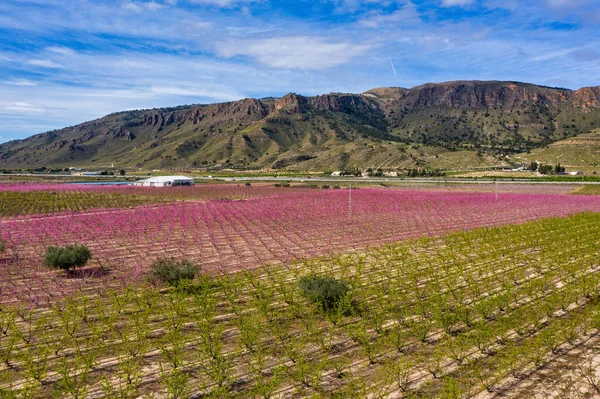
[1,0,600,143]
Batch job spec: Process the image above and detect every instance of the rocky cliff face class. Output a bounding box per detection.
[309,93,377,112]
[366,81,577,110]
[273,93,309,113]
[574,87,600,111]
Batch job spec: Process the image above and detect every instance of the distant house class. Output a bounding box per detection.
[331,171,341,176]
[133,176,194,187]
[72,171,100,176]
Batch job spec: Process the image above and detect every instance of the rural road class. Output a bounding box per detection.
[3,173,599,185]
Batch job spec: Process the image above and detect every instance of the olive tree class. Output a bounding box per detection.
[45,245,91,272]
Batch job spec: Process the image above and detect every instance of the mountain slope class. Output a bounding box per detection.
[513,129,600,173]
[2,81,600,171]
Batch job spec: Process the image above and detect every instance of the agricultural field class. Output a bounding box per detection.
[2,183,600,398]
[372,182,576,195]
[572,185,600,196]
[0,184,295,217]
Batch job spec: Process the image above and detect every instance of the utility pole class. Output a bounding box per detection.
[348,183,353,224]
[495,180,498,202]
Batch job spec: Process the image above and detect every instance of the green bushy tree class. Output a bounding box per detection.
[528,161,538,171]
[149,258,199,286]
[298,275,349,310]
[45,245,91,271]
[538,164,553,175]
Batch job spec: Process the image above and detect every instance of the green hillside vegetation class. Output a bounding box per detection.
[1,81,600,171]
[514,129,600,174]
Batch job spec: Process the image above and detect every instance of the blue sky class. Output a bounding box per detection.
[1,0,599,143]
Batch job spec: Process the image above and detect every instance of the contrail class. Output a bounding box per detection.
[390,59,397,78]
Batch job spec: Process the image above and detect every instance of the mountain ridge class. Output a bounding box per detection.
[2,80,600,171]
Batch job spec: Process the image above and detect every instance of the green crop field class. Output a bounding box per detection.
[0,184,301,217]
[571,185,600,195]
[3,213,600,398]
[0,191,164,217]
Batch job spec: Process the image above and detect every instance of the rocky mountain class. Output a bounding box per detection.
[2,81,600,171]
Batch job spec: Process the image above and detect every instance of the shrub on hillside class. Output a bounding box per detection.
[538,164,553,175]
[0,239,5,253]
[45,245,91,271]
[149,257,200,286]
[298,275,349,310]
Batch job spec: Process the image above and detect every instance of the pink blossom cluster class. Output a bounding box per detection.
[2,187,600,305]
[395,183,576,195]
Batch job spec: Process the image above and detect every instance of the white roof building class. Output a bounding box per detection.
[133,176,194,187]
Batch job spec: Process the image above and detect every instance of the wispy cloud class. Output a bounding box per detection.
[0,102,50,115]
[358,1,421,28]
[216,36,372,69]
[570,48,600,61]
[441,0,475,7]
[2,79,37,87]
[121,1,169,12]
[46,46,76,55]
[186,0,261,7]
[531,46,584,62]
[26,59,64,68]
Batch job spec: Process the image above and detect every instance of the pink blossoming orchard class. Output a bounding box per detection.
[1,182,600,398]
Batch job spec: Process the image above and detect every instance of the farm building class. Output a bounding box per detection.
[133,176,194,187]
[72,171,101,176]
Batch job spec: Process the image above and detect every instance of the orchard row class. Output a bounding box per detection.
[2,212,600,398]
[3,189,600,305]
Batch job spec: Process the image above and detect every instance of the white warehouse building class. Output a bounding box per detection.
[133,176,195,187]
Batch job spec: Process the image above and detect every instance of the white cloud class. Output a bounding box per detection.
[441,0,475,7]
[332,0,399,13]
[216,36,372,69]
[46,46,76,55]
[122,1,169,12]
[2,79,37,87]
[484,0,519,11]
[359,1,421,28]
[186,0,260,7]
[0,102,49,115]
[26,59,64,68]
[546,0,573,7]
[0,1,213,43]
[532,46,583,61]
